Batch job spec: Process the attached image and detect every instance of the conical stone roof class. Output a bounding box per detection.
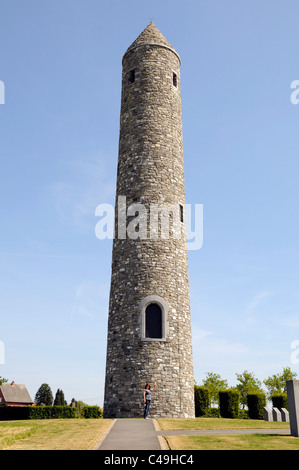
[123,22,180,61]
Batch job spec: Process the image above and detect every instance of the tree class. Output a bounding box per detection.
[34,383,53,406]
[0,377,8,386]
[263,367,297,399]
[202,372,228,406]
[54,389,67,406]
[235,370,263,408]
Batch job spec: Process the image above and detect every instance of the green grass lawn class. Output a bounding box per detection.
[157,417,290,431]
[0,417,294,451]
[157,417,294,450]
[165,433,299,450]
[0,419,113,450]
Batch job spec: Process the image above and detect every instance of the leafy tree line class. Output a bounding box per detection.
[195,367,297,408]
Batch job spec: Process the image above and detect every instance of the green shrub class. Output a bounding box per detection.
[52,406,79,419]
[0,405,102,420]
[194,386,210,417]
[238,408,249,419]
[247,392,266,420]
[219,389,240,419]
[28,406,53,419]
[0,406,30,420]
[81,406,103,419]
[271,393,288,411]
[204,407,220,418]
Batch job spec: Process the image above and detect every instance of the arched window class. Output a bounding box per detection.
[145,303,162,339]
[139,295,169,342]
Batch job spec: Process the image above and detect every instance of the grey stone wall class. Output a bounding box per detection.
[103,23,195,419]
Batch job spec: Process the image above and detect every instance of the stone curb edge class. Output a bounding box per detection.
[153,419,170,450]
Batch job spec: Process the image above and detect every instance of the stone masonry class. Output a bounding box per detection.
[103,22,195,418]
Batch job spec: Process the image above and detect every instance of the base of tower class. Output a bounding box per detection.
[104,413,195,419]
[103,389,195,420]
[103,407,195,420]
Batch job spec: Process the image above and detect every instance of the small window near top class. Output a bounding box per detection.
[173,72,177,87]
[129,70,135,84]
[179,204,184,223]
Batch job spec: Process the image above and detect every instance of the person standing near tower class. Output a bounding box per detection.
[143,381,157,419]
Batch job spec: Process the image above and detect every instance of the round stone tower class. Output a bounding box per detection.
[103,22,194,418]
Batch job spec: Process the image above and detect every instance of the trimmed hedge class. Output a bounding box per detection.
[0,405,102,421]
[238,408,249,419]
[203,407,220,418]
[247,392,266,420]
[271,393,288,411]
[28,406,53,419]
[82,406,103,419]
[194,386,210,417]
[0,406,30,421]
[53,406,80,419]
[219,389,240,419]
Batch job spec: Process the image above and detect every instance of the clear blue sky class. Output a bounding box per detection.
[1,0,299,405]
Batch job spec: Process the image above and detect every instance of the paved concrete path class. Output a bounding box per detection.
[96,419,290,450]
[97,419,162,450]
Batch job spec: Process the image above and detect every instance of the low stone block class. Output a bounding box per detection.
[286,380,299,437]
[264,407,273,421]
[281,408,289,422]
[273,407,282,421]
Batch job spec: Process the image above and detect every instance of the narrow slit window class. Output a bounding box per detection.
[129,70,135,84]
[179,204,184,223]
[145,303,162,339]
[173,72,177,87]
